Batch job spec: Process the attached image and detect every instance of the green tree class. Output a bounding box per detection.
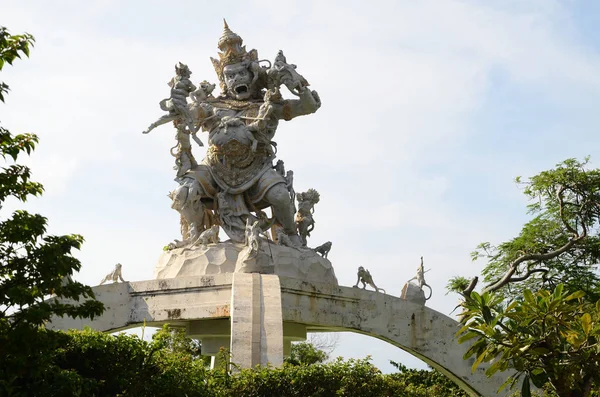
[152,324,212,366]
[449,158,600,396]
[454,158,600,300]
[284,341,329,366]
[457,285,599,397]
[0,27,104,395]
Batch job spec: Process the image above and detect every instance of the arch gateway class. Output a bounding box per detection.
[51,21,510,397]
[49,274,509,396]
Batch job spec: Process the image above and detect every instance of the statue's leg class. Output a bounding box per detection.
[264,183,297,235]
[171,179,206,241]
[143,114,175,134]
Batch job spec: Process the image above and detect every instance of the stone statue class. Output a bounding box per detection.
[244,219,261,257]
[273,225,293,247]
[314,241,332,259]
[144,20,321,247]
[143,63,211,176]
[295,189,320,246]
[195,224,220,248]
[285,170,295,207]
[216,191,245,235]
[353,266,386,294]
[268,50,309,96]
[99,263,126,285]
[247,87,283,157]
[190,80,216,103]
[143,62,198,134]
[406,256,432,300]
[274,159,285,177]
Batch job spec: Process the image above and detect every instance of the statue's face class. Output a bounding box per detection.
[223,63,254,100]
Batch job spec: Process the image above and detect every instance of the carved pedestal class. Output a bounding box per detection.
[154,241,338,286]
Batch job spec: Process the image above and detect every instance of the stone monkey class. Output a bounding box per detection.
[407,256,432,300]
[99,263,126,285]
[195,224,220,248]
[314,241,332,258]
[353,266,386,294]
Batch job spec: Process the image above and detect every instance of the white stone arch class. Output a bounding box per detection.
[49,274,509,397]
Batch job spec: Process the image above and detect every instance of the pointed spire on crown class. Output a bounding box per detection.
[218,19,243,52]
[211,20,259,91]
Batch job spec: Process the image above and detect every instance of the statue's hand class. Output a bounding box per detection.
[299,88,321,113]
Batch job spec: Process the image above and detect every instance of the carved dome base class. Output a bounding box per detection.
[154,240,338,286]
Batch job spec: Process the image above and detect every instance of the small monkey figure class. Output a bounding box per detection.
[407,256,432,300]
[195,225,220,248]
[314,241,332,259]
[99,263,126,285]
[353,266,386,294]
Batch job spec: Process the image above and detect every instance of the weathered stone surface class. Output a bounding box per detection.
[229,273,283,369]
[400,282,426,305]
[154,242,338,286]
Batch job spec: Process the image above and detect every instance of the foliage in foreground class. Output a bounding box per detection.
[0,26,104,396]
[458,285,600,397]
[449,158,600,397]
[0,325,491,397]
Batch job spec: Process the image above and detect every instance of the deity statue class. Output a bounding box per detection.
[144,20,321,246]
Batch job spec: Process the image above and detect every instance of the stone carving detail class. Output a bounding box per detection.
[268,50,310,96]
[99,263,126,285]
[143,63,211,177]
[244,219,261,258]
[295,189,320,247]
[143,20,321,249]
[190,80,216,103]
[405,256,432,300]
[195,225,220,248]
[274,225,293,247]
[353,266,386,294]
[314,241,332,258]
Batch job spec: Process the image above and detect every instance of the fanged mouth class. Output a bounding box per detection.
[234,84,248,94]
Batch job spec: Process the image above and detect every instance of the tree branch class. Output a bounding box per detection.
[483,234,585,293]
[557,186,578,236]
[505,268,549,283]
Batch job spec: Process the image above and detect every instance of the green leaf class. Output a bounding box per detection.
[523,290,535,305]
[484,360,503,377]
[581,313,592,336]
[521,375,531,397]
[552,283,564,299]
[472,349,489,373]
[457,332,479,344]
[565,291,586,301]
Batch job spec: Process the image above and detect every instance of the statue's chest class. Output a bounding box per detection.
[210,123,252,147]
[208,108,259,147]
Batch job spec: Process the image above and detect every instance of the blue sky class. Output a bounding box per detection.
[2,0,600,373]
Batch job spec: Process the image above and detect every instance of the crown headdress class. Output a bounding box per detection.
[211,20,258,90]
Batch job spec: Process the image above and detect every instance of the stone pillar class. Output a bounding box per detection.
[229,273,284,369]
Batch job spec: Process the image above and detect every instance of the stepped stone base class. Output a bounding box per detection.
[154,240,338,286]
